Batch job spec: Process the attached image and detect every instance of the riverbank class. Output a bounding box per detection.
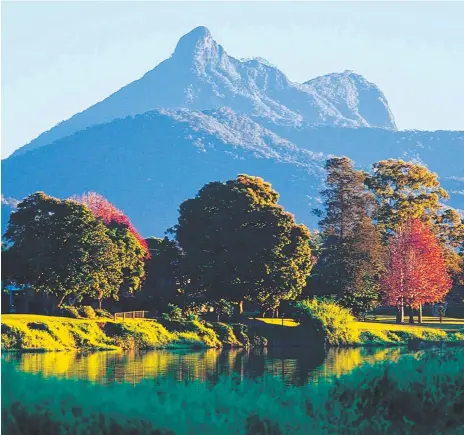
[253,316,464,347]
[3,349,463,434]
[2,314,463,352]
[1,314,260,352]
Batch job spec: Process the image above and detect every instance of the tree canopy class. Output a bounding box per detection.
[3,192,122,307]
[173,174,313,315]
[72,192,149,306]
[381,219,451,315]
[310,157,385,318]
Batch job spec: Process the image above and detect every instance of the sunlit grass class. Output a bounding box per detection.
[361,315,464,331]
[1,315,229,351]
[252,318,299,327]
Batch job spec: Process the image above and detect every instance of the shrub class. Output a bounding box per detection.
[214,299,234,321]
[211,323,241,346]
[294,298,361,346]
[94,308,113,318]
[161,304,183,321]
[78,306,97,319]
[159,319,221,348]
[231,323,250,347]
[56,305,81,319]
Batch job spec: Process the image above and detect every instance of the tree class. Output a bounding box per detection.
[72,192,149,255]
[138,237,184,313]
[381,219,452,323]
[173,175,313,316]
[72,193,149,307]
[310,157,385,318]
[365,159,448,236]
[3,192,122,308]
[366,159,464,287]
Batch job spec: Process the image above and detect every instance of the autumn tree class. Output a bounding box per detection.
[381,219,451,323]
[173,175,313,316]
[367,159,464,286]
[73,193,149,307]
[310,157,385,318]
[3,192,122,308]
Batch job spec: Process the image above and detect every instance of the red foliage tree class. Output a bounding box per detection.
[381,219,451,323]
[73,192,150,258]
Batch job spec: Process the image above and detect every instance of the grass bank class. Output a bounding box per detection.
[2,350,463,434]
[1,315,259,352]
[256,300,464,347]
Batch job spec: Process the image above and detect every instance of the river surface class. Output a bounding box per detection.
[3,346,430,386]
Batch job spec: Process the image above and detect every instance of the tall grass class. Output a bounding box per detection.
[2,350,463,434]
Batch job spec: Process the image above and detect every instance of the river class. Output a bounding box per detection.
[3,345,430,386]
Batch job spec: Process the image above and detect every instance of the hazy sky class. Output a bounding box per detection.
[2,1,463,157]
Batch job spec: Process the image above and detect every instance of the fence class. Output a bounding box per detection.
[114,310,150,320]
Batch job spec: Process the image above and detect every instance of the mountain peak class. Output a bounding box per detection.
[173,26,216,58]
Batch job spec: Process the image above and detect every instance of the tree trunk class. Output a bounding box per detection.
[408,306,415,324]
[99,299,102,310]
[58,293,66,308]
[238,300,244,314]
[396,298,404,324]
[418,304,423,324]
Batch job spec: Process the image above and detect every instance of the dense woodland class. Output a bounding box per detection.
[2,158,463,323]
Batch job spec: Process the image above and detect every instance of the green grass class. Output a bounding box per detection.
[1,315,241,351]
[250,305,464,347]
[2,350,464,434]
[361,315,464,331]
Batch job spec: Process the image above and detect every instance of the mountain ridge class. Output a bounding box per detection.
[3,107,463,236]
[12,26,397,158]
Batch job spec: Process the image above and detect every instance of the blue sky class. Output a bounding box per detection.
[2,1,463,157]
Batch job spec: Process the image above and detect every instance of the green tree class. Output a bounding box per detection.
[173,175,313,316]
[311,157,384,318]
[365,159,448,236]
[3,192,122,308]
[72,193,148,307]
[138,237,184,313]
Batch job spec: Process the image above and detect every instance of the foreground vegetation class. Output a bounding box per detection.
[2,351,464,434]
[0,314,267,352]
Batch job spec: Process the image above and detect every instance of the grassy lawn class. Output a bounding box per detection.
[252,315,464,333]
[359,315,464,332]
[251,318,299,327]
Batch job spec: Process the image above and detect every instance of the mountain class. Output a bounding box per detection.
[2,108,326,235]
[2,27,463,237]
[12,26,396,158]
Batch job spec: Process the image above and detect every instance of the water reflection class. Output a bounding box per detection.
[3,346,410,386]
